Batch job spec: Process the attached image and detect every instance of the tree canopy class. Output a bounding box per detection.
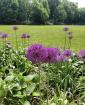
[0,0,85,24]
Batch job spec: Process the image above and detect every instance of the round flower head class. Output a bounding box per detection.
[26,44,48,64]
[68,32,73,39]
[12,26,18,30]
[64,26,69,31]
[56,54,65,62]
[45,48,59,63]
[63,49,72,57]
[0,33,8,38]
[21,33,30,39]
[77,50,85,60]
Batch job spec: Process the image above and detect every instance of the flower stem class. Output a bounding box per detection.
[46,71,49,105]
[64,32,67,50]
[15,30,18,50]
[38,64,42,104]
[69,39,71,49]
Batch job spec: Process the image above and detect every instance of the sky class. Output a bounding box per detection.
[70,0,85,7]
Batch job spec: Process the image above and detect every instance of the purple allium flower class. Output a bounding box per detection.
[63,50,72,57]
[64,26,69,31]
[12,26,18,30]
[0,33,8,38]
[26,44,48,64]
[56,54,65,62]
[21,33,30,39]
[45,48,59,63]
[68,32,73,39]
[77,50,85,60]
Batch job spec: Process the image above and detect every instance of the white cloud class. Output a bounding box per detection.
[69,0,85,7]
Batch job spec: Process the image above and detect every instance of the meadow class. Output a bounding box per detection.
[0,25,85,50]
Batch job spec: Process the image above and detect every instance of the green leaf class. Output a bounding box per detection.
[32,92,40,97]
[5,75,14,82]
[26,83,36,96]
[24,74,36,82]
[23,101,31,105]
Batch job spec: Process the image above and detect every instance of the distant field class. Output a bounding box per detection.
[0,25,85,51]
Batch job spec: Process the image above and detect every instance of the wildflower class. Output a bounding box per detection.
[63,50,72,57]
[77,50,85,60]
[0,33,8,38]
[45,48,59,63]
[64,26,69,31]
[56,54,65,62]
[26,44,48,64]
[21,33,30,39]
[12,26,18,30]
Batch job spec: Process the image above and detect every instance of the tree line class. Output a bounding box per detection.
[0,0,85,25]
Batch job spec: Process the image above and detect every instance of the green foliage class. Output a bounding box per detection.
[0,0,19,24]
[30,0,49,24]
[53,4,67,24]
[0,46,39,105]
[0,0,85,24]
[17,0,30,23]
[48,0,60,19]
[43,58,85,105]
[0,0,30,24]
[63,0,79,24]
[78,8,85,24]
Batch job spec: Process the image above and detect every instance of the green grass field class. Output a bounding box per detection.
[0,25,85,51]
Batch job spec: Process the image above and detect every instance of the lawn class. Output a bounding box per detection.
[0,25,85,50]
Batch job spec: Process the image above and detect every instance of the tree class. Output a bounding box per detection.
[63,0,79,24]
[17,0,30,23]
[78,8,85,24]
[30,0,49,24]
[47,0,60,20]
[53,4,67,24]
[0,0,18,24]
[41,0,50,15]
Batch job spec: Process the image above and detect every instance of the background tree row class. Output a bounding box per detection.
[0,0,85,24]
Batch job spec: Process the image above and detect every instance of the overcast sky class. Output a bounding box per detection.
[70,0,85,7]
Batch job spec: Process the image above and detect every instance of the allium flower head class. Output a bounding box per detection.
[45,48,59,63]
[63,49,72,57]
[12,26,18,30]
[64,26,69,31]
[26,44,48,64]
[56,54,65,62]
[0,33,8,38]
[68,32,73,39]
[78,50,85,60]
[21,33,30,39]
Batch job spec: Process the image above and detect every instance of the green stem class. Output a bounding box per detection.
[46,66,49,105]
[4,38,7,66]
[64,32,67,50]
[38,64,42,104]
[15,30,18,50]
[69,39,71,49]
[21,39,24,49]
[23,38,26,48]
